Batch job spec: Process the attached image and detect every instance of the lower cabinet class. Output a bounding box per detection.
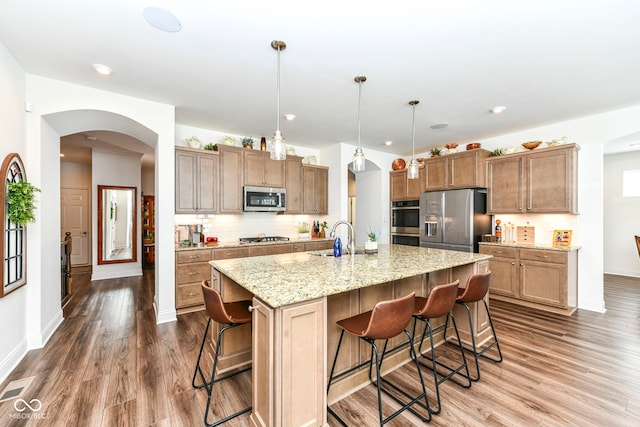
[479,244,578,314]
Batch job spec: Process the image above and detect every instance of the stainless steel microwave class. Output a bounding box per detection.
[243,186,286,212]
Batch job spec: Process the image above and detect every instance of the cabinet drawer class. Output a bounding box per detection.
[519,248,567,264]
[176,282,204,308]
[176,249,212,264]
[176,262,211,285]
[213,247,250,260]
[249,244,293,257]
[304,240,334,251]
[479,245,517,258]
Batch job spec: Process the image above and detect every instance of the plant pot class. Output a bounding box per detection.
[365,240,378,254]
[298,233,310,239]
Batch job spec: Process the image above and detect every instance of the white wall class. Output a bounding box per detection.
[91,150,142,280]
[604,151,640,277]
[0,42,28,383]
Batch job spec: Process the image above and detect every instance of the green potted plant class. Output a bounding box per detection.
[6,181,41,226]
[203,142,218,151]
[430,147,442,157]
[241,137,255,149]
[365,227,378,253]
[297,222,310,239]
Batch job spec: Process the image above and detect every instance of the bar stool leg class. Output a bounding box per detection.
[192,320,252,427]
[446,299,503,382]
[414,313,471,415]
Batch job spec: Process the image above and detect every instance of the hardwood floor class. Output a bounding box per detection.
[0,272,639,426]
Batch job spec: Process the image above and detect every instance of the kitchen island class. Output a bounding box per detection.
[209,244,491,427]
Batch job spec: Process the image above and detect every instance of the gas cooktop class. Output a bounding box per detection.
[239,236,290,243]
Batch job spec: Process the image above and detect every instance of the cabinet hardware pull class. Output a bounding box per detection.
[189,255,200,259]
[511,262,515,265]
[189,272,199,276]
[189,292,198,296]
[495,251,503,254]
[248,305,254,312]
[536,255,548,258]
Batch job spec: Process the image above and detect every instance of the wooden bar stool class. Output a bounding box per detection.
[327,292,431,426]
[446,271,503,382]
[192,280,252,427]
[413,280,471,415]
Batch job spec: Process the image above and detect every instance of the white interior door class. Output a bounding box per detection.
[60,187,90,265]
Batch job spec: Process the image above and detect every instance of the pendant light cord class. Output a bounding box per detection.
[276,45,281,133]
[411,102,416,160]
[357,79,362,149]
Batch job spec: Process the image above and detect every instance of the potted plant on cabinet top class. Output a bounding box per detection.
[6,181,41,226]
[241,137,254,149]
[430,147,442,157]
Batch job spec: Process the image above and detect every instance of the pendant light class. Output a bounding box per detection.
[352,75,367,172]
[270,40,287,160]
[407,100,420,180]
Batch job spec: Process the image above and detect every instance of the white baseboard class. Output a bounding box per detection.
[154,302,176,324]
[0,339,28,385]
[91,269,142,281]
[578,297,606,313]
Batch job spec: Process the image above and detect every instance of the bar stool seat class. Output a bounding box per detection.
[446,271,503,382]
[192,280,252,427]
[413,280,471,415]
[327,292,431,426]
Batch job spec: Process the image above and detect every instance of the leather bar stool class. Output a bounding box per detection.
[413,280,471,415]
[446,271,503,382]
[327,292,431,426]
[192,280,252,427]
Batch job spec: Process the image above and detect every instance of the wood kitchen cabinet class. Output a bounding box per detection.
[302,164,328,214]
[479,244,578,314]
[424,149,490,191]
[284,155,303,214]
[175,249,213,313]
[243,149,285,187]
[175,147,218,213]
[486,144,579,214]
[217,145,244,213]
[292,240,334,252]
[390,167,424,201]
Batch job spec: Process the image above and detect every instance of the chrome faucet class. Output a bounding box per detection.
[329,220,355,255]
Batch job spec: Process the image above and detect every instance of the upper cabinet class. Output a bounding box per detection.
[285,155,304,214]
[390,167,424,201]
[424,149,490,191]
[217,145,244,213]
[486,144,579,214]
[243,150,285,187]
[175,147,219,214]
[302,165,328,214]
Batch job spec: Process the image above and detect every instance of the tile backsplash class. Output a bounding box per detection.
[174,213,329,244]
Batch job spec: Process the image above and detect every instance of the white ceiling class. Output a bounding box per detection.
[2,0,640,160]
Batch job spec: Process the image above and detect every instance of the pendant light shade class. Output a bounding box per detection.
[270,40,287,160]
[407,100,420,180]
[352,75,367,172]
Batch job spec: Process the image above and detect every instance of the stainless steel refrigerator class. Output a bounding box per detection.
[419,188,492,253]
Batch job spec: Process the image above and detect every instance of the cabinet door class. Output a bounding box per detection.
[264,157,286,187]
[424,157,447,190]
[406,167,423,199]
[197,153,218,213]
[449,151,486,189]
[486,156,524,213]
[526,148,576,213]
[251,298,274,427]
[285,157,303,213]
[519,259,567,308]
[244,150,266,186]
[487,256,518,297]
[175,150,197,213]
[390,170,408,201]
[302,166,328,214]
[219,146,244,213]
[315,167,328,214]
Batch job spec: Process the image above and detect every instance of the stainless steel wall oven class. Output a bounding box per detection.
[391,199,420,246]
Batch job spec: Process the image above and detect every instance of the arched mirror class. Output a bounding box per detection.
[97,185,137,265]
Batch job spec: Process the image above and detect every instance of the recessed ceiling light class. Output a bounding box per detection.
[384,140,393,146]
[143,7,182,32]
[430,123,448,130]
[92,64,113,76]
[491,106,507,114]
[284,114,296,121]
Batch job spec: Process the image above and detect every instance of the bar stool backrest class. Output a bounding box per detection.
[415,280,460,318]
[457,272,492,304]
[201,280,235,324]
[364,292,416,340]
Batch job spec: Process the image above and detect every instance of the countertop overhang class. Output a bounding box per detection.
[209,244,491,308]
[479,242,581,251]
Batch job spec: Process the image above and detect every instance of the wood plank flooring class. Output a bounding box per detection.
[0,272,639,426]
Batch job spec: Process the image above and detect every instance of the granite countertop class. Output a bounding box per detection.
[209,244,491,308]
[176,237,334,251]
[479,242,581,252]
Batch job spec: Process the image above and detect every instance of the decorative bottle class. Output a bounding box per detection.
[495,219,502,243]
[260,136,267,151]
[333,237,342,257]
